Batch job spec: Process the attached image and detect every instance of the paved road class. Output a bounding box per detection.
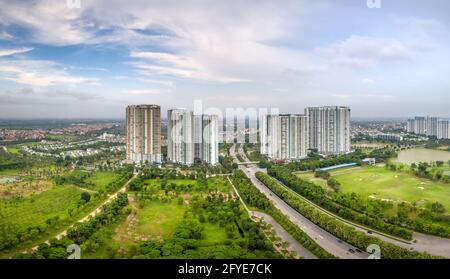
[228,175,316,259]
[251,211,317,259]
[29,173,138,251]
[237,145,450,258]
[230,144,368,259]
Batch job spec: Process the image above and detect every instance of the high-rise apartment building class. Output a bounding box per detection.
[437,120,450,139]
[407,119,415,133]
[263,114,308,160]
[167,109,194,165]
[201,115,219,165]
[167,109,219,165]
[426,116,439,137]
[306,106,351,155]
[126,104,161,163]
[259,114,268,155]
[414,116,427,135]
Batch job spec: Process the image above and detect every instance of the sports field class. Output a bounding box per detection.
[298,166,450,212]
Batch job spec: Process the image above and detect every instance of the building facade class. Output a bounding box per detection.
[305,106,351,155]
[126,104,161,163]
[167,109,219,165]
[437,120,450,139]
[167,109,194,165]
[263,114,308,160]
[426,116,438,137]
[201,115,219,165]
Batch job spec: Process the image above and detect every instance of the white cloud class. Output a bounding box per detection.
[122,89,162,95]
[0,47,34,57]
[0,30,14,40]
[137,78,175,88]
[362,78,375,84]
[316,35,417,69]
[0,59,99,87]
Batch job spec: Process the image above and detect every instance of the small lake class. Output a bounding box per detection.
[394,148,450,164]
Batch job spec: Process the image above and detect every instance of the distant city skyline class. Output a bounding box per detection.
[0,0,449,118]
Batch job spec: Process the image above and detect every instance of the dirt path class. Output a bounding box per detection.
[28,173,138,252]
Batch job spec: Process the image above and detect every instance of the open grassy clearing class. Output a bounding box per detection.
[135,200,185,240]
[207,176,232,192]
[85,171,122,192]
[296,166,450,213]
[0,185,86,230]
[332,166,450,211]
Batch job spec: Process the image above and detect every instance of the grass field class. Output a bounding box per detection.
[293,171,328,188]
[297,166,450,213]
[198,223,230,246]
[85,171,122,192]
[0,184,84,230]
[6,146,21,154]
[207,176,232,192]
[332,166,450,211]
[136,200,186,240]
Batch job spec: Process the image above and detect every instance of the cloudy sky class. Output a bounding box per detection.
[0,0,449,118]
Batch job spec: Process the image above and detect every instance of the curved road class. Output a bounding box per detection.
[228,175,317,259]
[251,211,317,259]
[231,144,368,259]
[237,145,450,258]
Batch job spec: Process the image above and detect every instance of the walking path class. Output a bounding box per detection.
[28,173,138,252]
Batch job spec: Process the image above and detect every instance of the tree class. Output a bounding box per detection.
[431,202,446,213]
[80,192,91,203]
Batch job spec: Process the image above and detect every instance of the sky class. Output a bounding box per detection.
[0,0,449,118]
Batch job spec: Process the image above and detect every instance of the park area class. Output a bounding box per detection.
[295,166,450,213]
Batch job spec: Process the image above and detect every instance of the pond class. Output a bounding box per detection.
[394,148,450,164]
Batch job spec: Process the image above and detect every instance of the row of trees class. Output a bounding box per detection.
[16,193,129,259]
[255,172,438,259]
[267,167,412,239]
[230,170,335,259]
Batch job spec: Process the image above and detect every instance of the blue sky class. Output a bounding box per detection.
[0,0,449,118]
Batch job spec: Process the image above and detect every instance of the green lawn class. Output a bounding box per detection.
[6,146,21,154]
[85,171,121,192]
[136,200,185,239]
[332,166,450,212]
[207,176,232,192]
[294,171,328,188]
[198,223,230,246]
[0,184,84,230]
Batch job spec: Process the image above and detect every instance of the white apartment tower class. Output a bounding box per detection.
[306,106,351,155]
[426,116,439,137]
[167,109,219,165]
[202,115,219,165]
[126,104,161,163]
[167,109,194,165]
[264,114,308,160]
[414,116,427,135]
[437,120,450,139]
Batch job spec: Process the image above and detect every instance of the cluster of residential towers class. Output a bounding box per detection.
[126,105,219,165]
[126,104,352,165]
[407,116,450,139]
[260,106,351,160]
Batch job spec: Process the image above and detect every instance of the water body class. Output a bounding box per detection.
[394,148,450,164]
